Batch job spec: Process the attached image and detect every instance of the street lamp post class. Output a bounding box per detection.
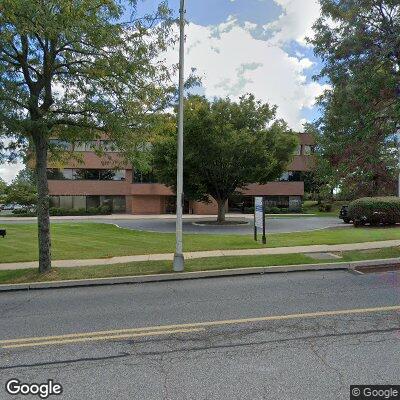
[173,0,186,272]
[397,124,400,198]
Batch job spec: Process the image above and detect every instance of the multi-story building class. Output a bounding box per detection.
[46,133,315,215]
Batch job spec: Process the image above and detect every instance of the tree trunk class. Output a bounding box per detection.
[217,199,226,223]
[32,134,52,273]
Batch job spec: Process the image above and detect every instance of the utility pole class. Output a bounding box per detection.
[173,0,186,272]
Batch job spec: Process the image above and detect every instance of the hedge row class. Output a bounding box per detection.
[13,205,112,217]
[242,207,303,214]
[348,197,400,225]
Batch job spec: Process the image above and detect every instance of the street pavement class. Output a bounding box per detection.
[1,269,400,399]
[0,215,345,234]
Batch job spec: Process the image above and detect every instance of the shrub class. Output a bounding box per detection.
[348,197,400,226]
[318,203,333,212]
[11,206,112,217]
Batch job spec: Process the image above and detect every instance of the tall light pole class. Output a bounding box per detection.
[173,0,186,272]
[397,123,400,197]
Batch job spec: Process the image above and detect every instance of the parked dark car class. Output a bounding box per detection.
[339,205,351,223]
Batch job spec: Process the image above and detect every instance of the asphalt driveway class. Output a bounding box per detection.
[111,216,345,234]
[0,215,346,234]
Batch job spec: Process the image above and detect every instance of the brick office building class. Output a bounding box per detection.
[46,133,315,215]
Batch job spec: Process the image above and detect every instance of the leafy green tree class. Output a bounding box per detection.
[310,0,400,197]
[0,177,6,194]
[0,0,174,272]
[13,167,37,185]
[5,180,37,208]
[153,95,298,223]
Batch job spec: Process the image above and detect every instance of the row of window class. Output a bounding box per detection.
[49,139,314,156]
[47,169,125,181]
[47,168,304,184]
[294,145,315,156]
[49,139,119,153]
[50,195,126,212]
[47,168,160,183]
[133,170,157,184]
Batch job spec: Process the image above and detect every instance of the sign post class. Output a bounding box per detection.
[254,196,266,244]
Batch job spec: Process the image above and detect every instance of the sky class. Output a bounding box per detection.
[0,0,326,183]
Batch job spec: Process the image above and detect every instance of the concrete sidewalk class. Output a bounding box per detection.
[1,240,400,271]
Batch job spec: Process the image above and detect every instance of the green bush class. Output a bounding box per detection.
[348,197,400,226]
[243,206,254,214]
[318,203,333,212]
[12,206,112,217]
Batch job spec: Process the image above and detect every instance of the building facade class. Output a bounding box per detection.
[46,133,315,215]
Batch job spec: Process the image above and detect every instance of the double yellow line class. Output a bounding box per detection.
[0,327,205,349]
[1,305,399,349]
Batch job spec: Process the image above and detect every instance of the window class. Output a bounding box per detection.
[73,142,86,152]
[278,171,301,182]
[85,141,99,151]
[73,169,87,180]
[73,196,86,210]
[294,145,302,156]
[87,196,100,209]
[48,139,73,151]
[50,196,60,208]
[303,145,314,155]
[47,169,73,180]
[133,170,156,183]
[85,170,100,180]
[101,140,118,152]
[59,196,73,209]
[48,169,125,181]
[279,172,290,182]
[99,169,125,181]
[265,196,290,208]
[111,196,126,212]
[112,170,125,181]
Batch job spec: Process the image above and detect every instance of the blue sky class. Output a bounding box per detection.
[131,0,283,26]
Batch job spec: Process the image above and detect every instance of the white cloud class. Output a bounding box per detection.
[267,0,321,46]
[0,138,24,184]
[165,9,328,131]
[0,161,24,184]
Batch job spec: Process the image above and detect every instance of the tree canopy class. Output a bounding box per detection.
[0,177,6,197]
[0,0,175,272]
[153,95,298,222]
[310,0,400,198]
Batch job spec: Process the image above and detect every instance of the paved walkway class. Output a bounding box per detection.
[1,240,399,271]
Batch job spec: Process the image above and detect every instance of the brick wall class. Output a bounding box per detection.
[131,195,166,214]
[191,199,220,215]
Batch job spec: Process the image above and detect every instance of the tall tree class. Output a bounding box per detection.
[0,177,6,198]
[153,95,298,223]
[0,0,175,272]
[5,180,37,208]
[310,0,400,197]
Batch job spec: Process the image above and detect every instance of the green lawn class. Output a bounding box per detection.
[1,246,399,285]
[1,223,400,263]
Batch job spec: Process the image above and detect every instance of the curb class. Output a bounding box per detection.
[0,258,399,292]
